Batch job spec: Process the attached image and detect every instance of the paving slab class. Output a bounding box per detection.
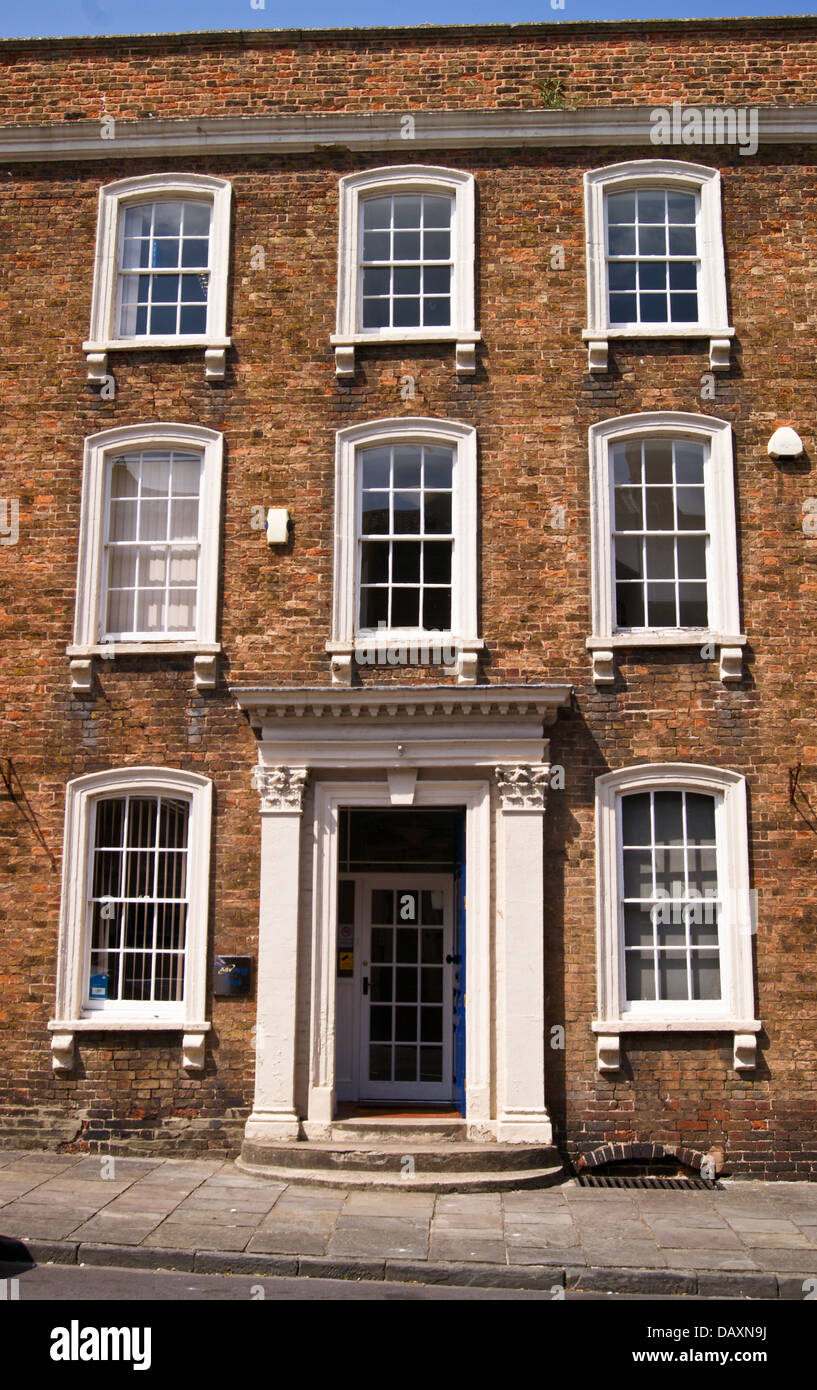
[142,1224,254,1252]
[747,1249,817,1272]
[505,1225,581,1248]
[247,1227,332,1255]
[507,1246,586,1266]
[328,1225,429,1259]
[342,1191,435,1215]
[661,1249,758,1271]
[0,1208,85,1239]
[71,1217,166,1244]
[649,1226,744,1250]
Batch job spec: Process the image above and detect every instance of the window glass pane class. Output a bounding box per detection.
[153,202,183,236]
[676,487,706,529]
[615,535,642,580]
[645,536,675,580]
[422,588,451,630]
[645,488,675,530]
[668,226,696,256]
[614,487,643,530]
[393,298,421,326]
[623,849,653,898]
[691,951,721,1000]
[423,196,452,227]
[667,192,696,223]
[678,583,708,626]
[622,793,651,845]
[393,195,421,228]
[608,226,636,257]
[674,442,705,485]
[394,265,421,295]
[363,197,391,229]
[646,583,676,626]
[393,492,421,533]
[392,542,421,583]
[393,447,422,488]
[423,541,452,584]
[607,192,636,223]
[361,449,391,489]
[424,448,453,489]
[643,440,673,485]
[653,791,684,844]
[616,585,644,627]
[612,442,642,486]
[658,950,689,1000]
[391,588,421,626]
[625,950,655,1001]
[360,541,389,586]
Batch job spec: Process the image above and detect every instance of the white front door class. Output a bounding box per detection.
[359,874,454,1102]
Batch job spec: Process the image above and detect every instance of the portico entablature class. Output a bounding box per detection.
[230,684,573,770]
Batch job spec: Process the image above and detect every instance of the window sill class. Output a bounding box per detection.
[326,635,484,686]
[330,329,481,378]
[82,336,232,383]
[582,326,735,374]
[67,644,221,693]
[586,634,747,685]
[591,1018,761,1074]
[48,1019,211,1072]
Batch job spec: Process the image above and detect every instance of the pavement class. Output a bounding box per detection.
[1,1147,816,1298]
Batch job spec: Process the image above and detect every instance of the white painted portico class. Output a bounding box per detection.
[231,685,572,1150]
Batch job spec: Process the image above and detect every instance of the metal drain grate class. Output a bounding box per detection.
[577,1174,721,1190]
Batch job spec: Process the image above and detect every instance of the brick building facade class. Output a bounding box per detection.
[0,16,815,1179]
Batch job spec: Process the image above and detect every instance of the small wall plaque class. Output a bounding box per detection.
[213,955,253,997]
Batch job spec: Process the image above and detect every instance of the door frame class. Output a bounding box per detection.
[355,872,455,1104]
[308,780,491,1133]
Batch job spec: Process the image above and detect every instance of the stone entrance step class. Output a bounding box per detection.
[330,1116,467,1144]
[237,1134,564,1191]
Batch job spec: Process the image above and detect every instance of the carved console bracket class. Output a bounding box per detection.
[494,764,550,812]
[252,765,309,814]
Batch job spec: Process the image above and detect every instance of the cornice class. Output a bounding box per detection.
[231,683,573,730]
[3,106,817,162]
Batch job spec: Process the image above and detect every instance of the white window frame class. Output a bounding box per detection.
[82,173,232,382]
[594,762,760,1074]
[587,412,746,685]
[583,160,733,374]
[67,423,223,692]
[326,417,482,685]
[330,166,479,378]
[48,767,213,1072]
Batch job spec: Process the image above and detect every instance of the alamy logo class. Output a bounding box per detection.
[50,1321,151,1371]
[650,102,758,157]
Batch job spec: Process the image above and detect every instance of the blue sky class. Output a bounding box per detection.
[1,1,815,43]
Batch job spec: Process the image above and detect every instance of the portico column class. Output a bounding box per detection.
[495,764,553,1144]
[243,765,308,1145]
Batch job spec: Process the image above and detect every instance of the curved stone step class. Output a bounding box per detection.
[236,1139,564,1190]
[235,1156,564,1192]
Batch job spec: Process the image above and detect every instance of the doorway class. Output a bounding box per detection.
[335,808,465,1109]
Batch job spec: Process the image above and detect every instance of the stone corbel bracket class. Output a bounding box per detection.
[733,1032,758,1072]
[596,1034,621,1072]
[50,1031,75,1073]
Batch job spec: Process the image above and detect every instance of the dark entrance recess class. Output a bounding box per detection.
[339,806,467,1116]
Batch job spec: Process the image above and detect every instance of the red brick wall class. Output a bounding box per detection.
[1,20,816,1173]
